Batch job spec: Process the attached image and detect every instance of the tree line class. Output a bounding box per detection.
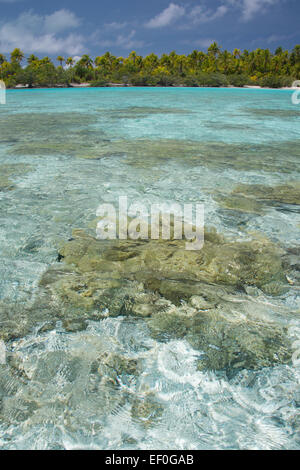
[0,43,299,89]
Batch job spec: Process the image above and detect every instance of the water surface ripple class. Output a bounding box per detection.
[0,88,299,450]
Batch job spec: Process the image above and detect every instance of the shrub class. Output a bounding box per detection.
[280,76,298,87]
[183,75,199,87]
[153,73,176,86]
[90,79,109,87]
[259,75,284,88]
[129,74,154,86]
[197,73,228,87]
[227,73,250,87]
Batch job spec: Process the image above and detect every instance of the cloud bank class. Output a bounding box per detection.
[145,0,281,29]
[146,3,186,28]
[0,9,85,55]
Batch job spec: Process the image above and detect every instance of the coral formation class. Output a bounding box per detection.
[31,228,294,372]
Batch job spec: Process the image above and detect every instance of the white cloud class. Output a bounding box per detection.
[64,55,82,68]
[188,4,228,24]
[146,2,229,29]
[72,55,82,63]
[146,3,185,28]
[0,9,85,55]
[242,0,277,21]
[146,1,280,29]
[226,0,279,21]
[44,9,81,34]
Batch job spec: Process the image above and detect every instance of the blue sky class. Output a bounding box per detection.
[0,0,299,60]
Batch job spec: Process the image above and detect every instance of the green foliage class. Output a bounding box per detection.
[183,75,199,87]
[129,74,154,86]
[90,79,109,87]
[259,75,285,88]
[10,48,24,65]
[197,72,228,87]
[1,45,299,88]
[259,75,296,88]
[227,73,250,87]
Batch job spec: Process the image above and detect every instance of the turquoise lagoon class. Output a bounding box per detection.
[0,87,300,449]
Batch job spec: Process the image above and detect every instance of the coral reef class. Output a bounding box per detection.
[232,182,300,206]
[32,228,294,372]
[214,181,300,216]
[3,111,299,175]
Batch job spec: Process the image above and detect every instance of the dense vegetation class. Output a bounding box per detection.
[1,43,300,88]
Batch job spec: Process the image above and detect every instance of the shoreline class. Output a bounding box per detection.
[9,84,299,91]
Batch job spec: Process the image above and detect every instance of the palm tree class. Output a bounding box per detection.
[208,42,221,59]
[128,51,138,65]
[188,50,199,66]
[66,57,74,67]
[143,53,159,71]
[262,49,271,73]
[10,48,24,64]
[79,55,93,68]
[1,44,300,88]
[57,56,65,67]
[219,50,232,74]
[207,43,221,72]
[176,55,187,75]
[95,53,114,73]
[65,57,75,82]
[248,51,256,74]
[168,51,178,73]
[40,57,52,65]
[27,54,38,65]
[290,45,300,68]
[233,49,241,59]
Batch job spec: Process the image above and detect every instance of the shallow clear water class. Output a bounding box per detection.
[0,87,299,450]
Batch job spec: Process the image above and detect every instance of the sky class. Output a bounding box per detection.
[0,0,299,60]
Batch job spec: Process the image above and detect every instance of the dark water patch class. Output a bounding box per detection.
[0,139,19,144]
[4,112,108,158]
[205,121,254,131]
[243,108,300,119]
[80,138,300,174]
[0,112,96,132]
[232,182,300,205]
[0,113,99,149]
[274,204,300,214]
[9,140,107,158]
[97,106,193,120]
[214,193,264,214]
[213,182,300,219]
[4,112,299,175]
[215,209,255,232]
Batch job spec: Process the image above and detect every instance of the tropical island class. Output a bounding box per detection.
[1,43,299,89]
